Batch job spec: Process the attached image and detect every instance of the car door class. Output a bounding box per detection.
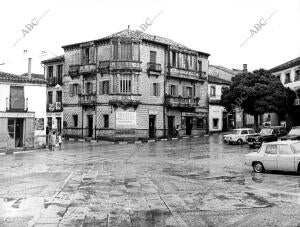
[263,145,278,170]
[277,145,295,171]
[241,130,248,142]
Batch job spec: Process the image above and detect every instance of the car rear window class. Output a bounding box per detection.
[291,143,300,154]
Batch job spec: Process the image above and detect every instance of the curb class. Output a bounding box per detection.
[0,134,211,156]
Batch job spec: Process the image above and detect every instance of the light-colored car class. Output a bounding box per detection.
[223,128,258,145]
[245,141,300,173]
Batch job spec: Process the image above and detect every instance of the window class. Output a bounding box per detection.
[152,83,160,96]
[73,115,78,127]
[197,118,204,128]
[248,129,255,134]
[213,118,219,128]
[285,72,291,84]
[150,51,156,63]
[112,41,119,60]
[241,130,248,135]
[72,84,79,96]
[279,145,292,155]
[103,114,109,128]
[120,75,132,93]
[100,80,110,94]
[86,82,93,94]
[56,91,62,103]
[265,145,277,154]
[47,117,52,130]
[120,43,132,60]
[294,71,300,81]
[292,142,300,154]
[172,52,176,67]
[170,85,177,96]
[48,91,53,104]
[48,66,53,78]
[198,60,202,72]
[8,119,15,139]
[10,86,25,110]
[82,47,90,64]
[57,65,63,82]
[210,86,216,97]
[186,87,193,97]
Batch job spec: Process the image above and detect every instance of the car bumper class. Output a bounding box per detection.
[248,141,261,147]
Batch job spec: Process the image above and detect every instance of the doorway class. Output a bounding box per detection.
[56,117,62,133]
[149,115,156,138]
[186,117,192,135]
[8,118,24,148]
[88,115,93,137]
[168,116,175,137]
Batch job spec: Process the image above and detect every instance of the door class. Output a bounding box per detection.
[88,115,93,137]
[149,115,156,139]
[56,117,62,133]
[263,144,278,170]
[186,117,192,135]
[150,51,156,63]
[15,119,24,147]
[222,113,228,131]
[277,145,295,171]
[168,116,175,137]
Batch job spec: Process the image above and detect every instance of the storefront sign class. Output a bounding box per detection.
[0,111,35,118]
[116,111,136,129]
[182,112,199,117]
[149,110,158,115]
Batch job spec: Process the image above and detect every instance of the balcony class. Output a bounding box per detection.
[109,94,141,110]
[147,62,162,77]
[47,102,63,112]
[47,77,63,86]
[99,60,142,73]
[168,68,207,81]
[69,65,80,76]
[79,64,97,75]
[209,95,222,104]
[165,95,198,110]
[6,97,28,112]
[78,93,96,106]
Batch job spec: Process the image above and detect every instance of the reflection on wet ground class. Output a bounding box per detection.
[0,135,299,226]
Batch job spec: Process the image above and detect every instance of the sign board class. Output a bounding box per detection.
[35,118,44,130]
[149,110,158,115]
[116,111,136,129]
[0,111,35,118]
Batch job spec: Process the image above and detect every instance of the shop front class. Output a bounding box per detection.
[181,111,208,136]
[0,112,35,149]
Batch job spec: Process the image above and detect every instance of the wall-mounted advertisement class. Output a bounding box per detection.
[116,111,136,129]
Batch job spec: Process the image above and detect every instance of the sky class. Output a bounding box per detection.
[0,0,299,75]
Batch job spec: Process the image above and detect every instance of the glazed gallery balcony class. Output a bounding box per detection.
[78,93,97,106]
[98,60,142,73]
[168,68,207,81]
[68,64,97,76]
[165,95,199,110]
[47,77,63,86]
[147,62,162,77]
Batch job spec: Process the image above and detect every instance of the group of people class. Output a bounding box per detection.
[47,131,62,151]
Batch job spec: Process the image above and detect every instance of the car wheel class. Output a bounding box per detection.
[237,139,243,145]
[253,162,265,173]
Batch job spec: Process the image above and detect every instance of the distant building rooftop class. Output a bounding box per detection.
[41,55,64,64]
[0,71,47,84]
[269,56,300,73]
[208,75,231,85]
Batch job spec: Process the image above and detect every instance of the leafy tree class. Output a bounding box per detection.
[221,69,296,128]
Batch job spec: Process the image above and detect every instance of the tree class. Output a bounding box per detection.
[221,69,296,129]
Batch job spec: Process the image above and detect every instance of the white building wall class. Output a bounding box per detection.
[209,105,224,132]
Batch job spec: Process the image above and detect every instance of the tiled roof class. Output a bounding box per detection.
[269,56,300,72]
[208,75,231,85]
[20,73,45,80]
[41,55,64,64]
[210,65,241,75]
[0,71,47,84]
[62,29,210,56]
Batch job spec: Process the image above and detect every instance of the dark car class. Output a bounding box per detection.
[280,126,300,141]
[247,127,287,148]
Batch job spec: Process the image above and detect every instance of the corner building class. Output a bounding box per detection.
[62,29,209,140]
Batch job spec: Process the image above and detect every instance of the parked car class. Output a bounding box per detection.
[245,141,300,173]
[223,128,258,145]
[247,127,287,148]
[279,126,300,141]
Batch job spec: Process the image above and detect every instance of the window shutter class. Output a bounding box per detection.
[99,82,103,95]
[150,83,153,96]
[175,85,178,96]
[89,47,94,64]
[69,84,73,97]
[93,82,96,94]
[183,86,186,97]
[168,85,172,95]
[157,83,160,96]
[78,84,82,95]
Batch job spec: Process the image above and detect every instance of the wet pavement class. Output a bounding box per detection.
[0,135,300,226]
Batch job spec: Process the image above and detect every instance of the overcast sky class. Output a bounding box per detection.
[0,0,299,75]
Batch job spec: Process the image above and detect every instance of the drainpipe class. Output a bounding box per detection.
[163,45,170,138]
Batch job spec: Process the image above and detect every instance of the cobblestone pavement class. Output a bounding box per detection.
[0,135,300,226]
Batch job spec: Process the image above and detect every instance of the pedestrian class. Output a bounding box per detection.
[175,124,181,138]
[48,130,52,151]
[57,132,62,150]
[51,132,57,151]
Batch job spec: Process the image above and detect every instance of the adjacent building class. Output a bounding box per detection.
[270,56,300,126]
[0,71,47,150]
[58,29,209,140]
[41,55,64,134]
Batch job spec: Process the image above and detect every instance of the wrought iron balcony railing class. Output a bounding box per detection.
[6,97,28,112]
[78,93,96,106]
[147,62,162,72]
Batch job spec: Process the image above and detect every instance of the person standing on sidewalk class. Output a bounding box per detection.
[51,132,57,151]
[57,132,62,150]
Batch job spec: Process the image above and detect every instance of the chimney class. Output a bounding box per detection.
[243,64,247,73]
[28,57,32,79]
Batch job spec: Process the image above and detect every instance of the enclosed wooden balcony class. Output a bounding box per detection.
[147,62,162,77]
[168,68,207,81]
[79,64,97,74]
[165,95,198,110]
[69,65,80,76]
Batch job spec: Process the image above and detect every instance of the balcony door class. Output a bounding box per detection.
[150,51,156,63]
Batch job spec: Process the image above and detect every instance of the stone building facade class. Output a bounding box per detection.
[41,56,64,134]
[59,29,209,140]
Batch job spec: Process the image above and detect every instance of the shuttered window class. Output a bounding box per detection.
[120,43,132,60]
[120,75,132,93]
[151,83,160,96]
[99,81,110,94]
[10,86,25,110]
[112,42,119,60]
[170,85,177,96]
